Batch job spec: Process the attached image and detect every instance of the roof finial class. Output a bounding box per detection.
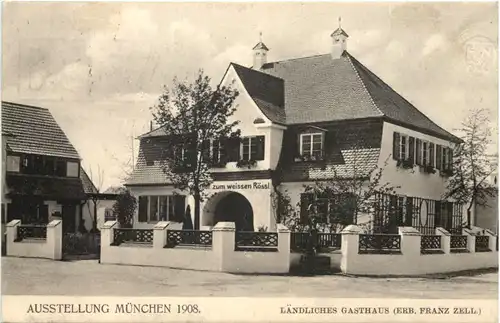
[259,31,263,42]
[338,16,342,29]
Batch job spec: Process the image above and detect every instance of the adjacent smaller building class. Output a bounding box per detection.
[1,101,115,233]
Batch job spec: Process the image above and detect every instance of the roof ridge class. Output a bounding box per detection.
[347,53,460,142]
[263,53,330,66]
[345,53,384,117]
[2,101,49,111]
[231,62,285,81]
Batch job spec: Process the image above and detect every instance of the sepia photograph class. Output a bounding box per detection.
[1,2,498,322]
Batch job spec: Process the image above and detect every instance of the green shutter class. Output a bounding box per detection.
[138,196,148,222]
[393,132,400,160]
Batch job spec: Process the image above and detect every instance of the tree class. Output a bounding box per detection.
[272,144,399,233]
[445,108,497,228]
[85,164,105,233]
[112,187,137,228]
[302,156,398,233]
[151,70,240,230]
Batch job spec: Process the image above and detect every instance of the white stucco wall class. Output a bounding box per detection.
[6,219,62,260]
[378,121,455,200]
[100,221,291,274]
[340,225,498,276]
[203,179,274,231]
[213,66,285,172]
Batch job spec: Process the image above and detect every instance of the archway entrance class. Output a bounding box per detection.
[207,192,254,231]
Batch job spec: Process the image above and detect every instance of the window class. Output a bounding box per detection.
[441,146,453,171]
[400,135,408,160]
[137,195,186,223]
[239,136,264,161]
[393,132,414,162]
[55,160,67,177]
[422,141,428,166]
[66,162,79,177]
[6,155,20,172]
[300,133,323,158]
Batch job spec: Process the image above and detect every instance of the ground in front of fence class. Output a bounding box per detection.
[2,257,497,298]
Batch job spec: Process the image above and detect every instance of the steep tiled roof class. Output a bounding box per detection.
[260,52,382,124]
[257,52,459,142]
[80,167,98,194]
[231,63,286,125]
[127,138,171,185]
[1,101,80,159]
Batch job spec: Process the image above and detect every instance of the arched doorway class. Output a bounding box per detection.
[205,192,254,231]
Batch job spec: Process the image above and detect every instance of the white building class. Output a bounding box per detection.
[126,26,463,235]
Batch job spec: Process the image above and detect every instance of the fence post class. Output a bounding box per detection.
[153,221,170,249]
[340,225,363,274]
[277,224,291,273]
[398,227,421,257]
[212,222,235,272]
[101,221,118,247]
[463,228,476,253]
[46,220,62,260]
[6,220,21,256]
[436,227,451,254]
[482,230,497,251]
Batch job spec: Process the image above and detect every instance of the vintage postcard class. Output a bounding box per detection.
[1,2,498,322]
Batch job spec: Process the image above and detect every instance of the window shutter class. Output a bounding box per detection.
[415,139,422,165]
[429,143,435,167]
[393,132,400,160]
[408,137,415,164]
[436,145,442,170]
[324,130,337,160]
[300,193,313,224]
[447,147,453,171]
[226,137,240,162]
[173,195,186,222]
[255,136,265,161]
[138,196,148,222]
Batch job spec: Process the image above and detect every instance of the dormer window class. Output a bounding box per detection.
[300,133,324,158]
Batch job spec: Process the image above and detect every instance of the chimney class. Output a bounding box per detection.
[150,121,153,131]
[331,17,349,60]
[252,32,269,70]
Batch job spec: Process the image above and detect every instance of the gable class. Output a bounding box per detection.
[1,101,80,159]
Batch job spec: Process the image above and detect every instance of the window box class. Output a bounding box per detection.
[236,159,257,169]
[295,153,325,163]
[397,159,414,169]
[423,165,436,174]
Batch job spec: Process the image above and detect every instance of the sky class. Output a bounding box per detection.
[2,2,498,190]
